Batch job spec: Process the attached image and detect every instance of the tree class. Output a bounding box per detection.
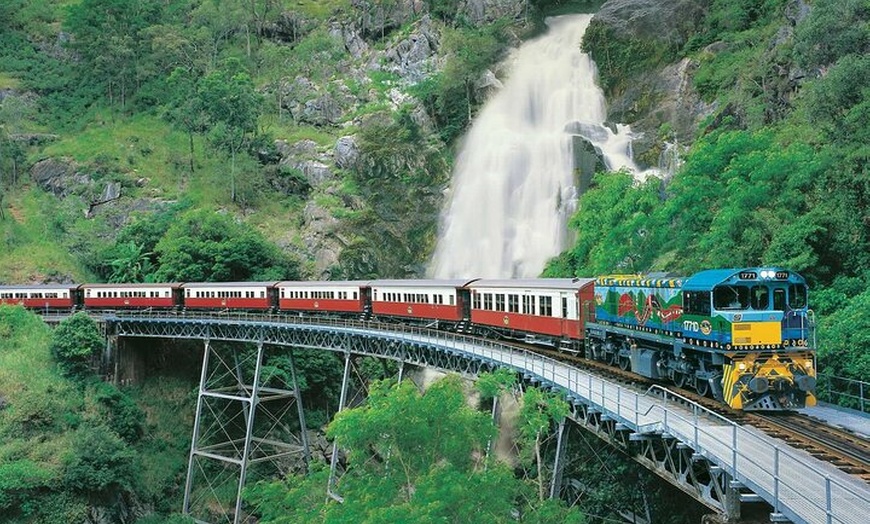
[153,208,298,282]
[196,59,263,202]
[247,375,586,523]
[50,313,103,379]
[65,0,161,108]
[166,67,209,176]
[106,241,154,283]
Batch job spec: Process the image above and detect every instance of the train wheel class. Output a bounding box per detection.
[695,378,710,397]
[619,356,630,371]
[673,372,686,389]
[606,352,617,366]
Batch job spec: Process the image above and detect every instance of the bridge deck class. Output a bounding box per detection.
[104,312,870,524]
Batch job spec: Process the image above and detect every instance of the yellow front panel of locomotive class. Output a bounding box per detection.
[731,322,781,346]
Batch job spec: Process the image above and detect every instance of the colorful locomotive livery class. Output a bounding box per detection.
[588,269,816,410]
[0,267,816,411]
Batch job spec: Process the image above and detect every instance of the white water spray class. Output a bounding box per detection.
[429,14,648,279]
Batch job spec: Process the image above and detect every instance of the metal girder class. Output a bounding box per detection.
[108,317,499,377]
[566,399,737,519]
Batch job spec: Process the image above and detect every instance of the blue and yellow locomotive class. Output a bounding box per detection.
[585,268,816,411]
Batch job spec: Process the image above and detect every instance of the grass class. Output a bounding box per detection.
[0,188,94,284]
[40,110,196,195]
[0,72,21,89]
[288,0,351,19]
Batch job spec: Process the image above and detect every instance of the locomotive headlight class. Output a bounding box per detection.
[738,362,747,371]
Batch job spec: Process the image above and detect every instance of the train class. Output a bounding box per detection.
[0,267,816,411]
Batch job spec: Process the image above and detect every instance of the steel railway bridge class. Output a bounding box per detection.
[84,310,869,524]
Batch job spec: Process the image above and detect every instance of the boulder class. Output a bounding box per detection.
[330,23,369,59]
[276,140,335,188]
[334,136,360,169]
[30,157,93,198]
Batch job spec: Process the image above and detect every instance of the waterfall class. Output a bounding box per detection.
[429,14,648,279]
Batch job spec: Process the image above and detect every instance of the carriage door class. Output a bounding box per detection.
[361,286,372,313]
[560,292,570,337]
[457,288,472,320]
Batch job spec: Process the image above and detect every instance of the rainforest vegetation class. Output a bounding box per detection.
[0,0,867,522]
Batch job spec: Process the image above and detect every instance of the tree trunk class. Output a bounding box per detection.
[535,432,544,502]
[188,131,195,175]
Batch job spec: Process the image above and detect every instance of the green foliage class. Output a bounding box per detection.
[65,0,162,107]
[817,283,870,382]
[92,382,145,443]
[61,423,137,493]
[50,312,103,379]
[546,171,663,275]
[793,0,870,68]
[153,208,300,282]
[476,368,518,400]
[329,376,493,476]
[247,376,586,523]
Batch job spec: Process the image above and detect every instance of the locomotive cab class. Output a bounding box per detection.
[697,269,817,410]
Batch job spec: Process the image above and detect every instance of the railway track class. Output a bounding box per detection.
[524,343,870,483]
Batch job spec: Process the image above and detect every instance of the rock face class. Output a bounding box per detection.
[607,57,715,169]
[593,0,706,45]
[334,136,360,170]
[351,0,426,39]
[381,16,440,83]
[460,0,528,25]
[590,0,712,169]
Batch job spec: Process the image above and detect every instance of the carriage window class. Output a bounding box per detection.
[495,294,505,312]
[522,295,533,314]
[788,284,807,309]
[713,286,749,310]
[508,294,519,313]
[540,296,553,316]
[473,292,481,309]
[449,295,454,306]
[562,297,568,318]
[773,288,786,311]
[483,293,493,310]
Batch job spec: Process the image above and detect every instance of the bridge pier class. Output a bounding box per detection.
[182,335,310,524]
[327,350,352,503]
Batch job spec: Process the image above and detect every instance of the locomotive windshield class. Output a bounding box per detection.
[713,285,749,310]
[713,282,808,311]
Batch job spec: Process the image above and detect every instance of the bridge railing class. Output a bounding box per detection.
[820,375,869,413]
[100,309,867,524]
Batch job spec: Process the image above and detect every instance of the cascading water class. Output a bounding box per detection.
[429,14,649,279]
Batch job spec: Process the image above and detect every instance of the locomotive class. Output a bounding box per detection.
[0,267,816,411]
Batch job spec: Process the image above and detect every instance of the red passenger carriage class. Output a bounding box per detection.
[0,285,77,310]
[276,281,369,314]
[81,283,181,309]
[468,279,595,346]
[182,282,277,311]
[370,279,476,323]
